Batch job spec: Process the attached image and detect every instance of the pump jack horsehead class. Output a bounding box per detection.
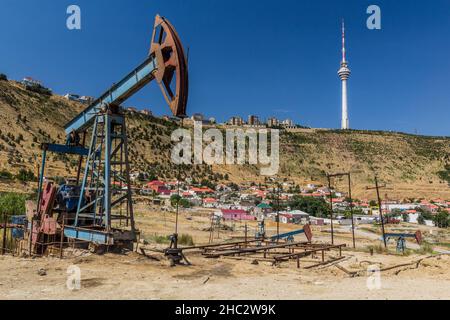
[30,15,189,254]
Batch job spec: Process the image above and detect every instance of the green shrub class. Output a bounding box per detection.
[146,234,170,244]
[0,192,26,215]
[0,73,7,81]
[0,170,13,180]
[366,244,388,254]
[16,169,35,182]
[433,210,450,228]
[179,234,194,246]
[417,242,434,255]
[25,83,52,96]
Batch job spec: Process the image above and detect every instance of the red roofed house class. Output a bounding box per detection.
[145,180,169,194]
[203,197,218,208]
[191,187,214,194]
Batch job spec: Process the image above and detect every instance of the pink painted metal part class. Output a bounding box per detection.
[39,182,57,216]
[303,224,313,242]
[415,230,422,245]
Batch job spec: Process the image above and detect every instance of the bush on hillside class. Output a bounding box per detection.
[25,83,52,96]
[0,192,26,216]
[0,169,13,180]
[16,169,36,182]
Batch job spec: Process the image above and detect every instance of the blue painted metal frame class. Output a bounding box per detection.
[64,55,157,135]
[42,143,89,156]
[64,226,112,245]
[384,233,416,239]
[104,114,112,231]
[270,229,305,241]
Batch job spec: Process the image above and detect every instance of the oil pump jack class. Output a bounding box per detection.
[32,15,188,253]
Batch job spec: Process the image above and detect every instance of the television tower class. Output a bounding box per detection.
[338,19,351,130]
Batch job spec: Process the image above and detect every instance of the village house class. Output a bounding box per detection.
[277,210,310,224]
[216,209,256,221]
[190,187,214,196]
[254,203,272,216]
[142,180,170,195]
[203,197,218,208]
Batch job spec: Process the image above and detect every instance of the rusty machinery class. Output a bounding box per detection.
[384,231,423,253]
[29,15,188,254]
[168,226,347,269]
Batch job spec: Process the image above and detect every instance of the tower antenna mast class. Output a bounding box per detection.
[338,19,351,130]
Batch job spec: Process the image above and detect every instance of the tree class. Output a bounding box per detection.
[401,213,410,223]
[0,193,26,216]
[417,214,425,225]
[288,195,331,218]
[433,210,449,228]
[0,73,7,81]
[170,194,191,208]
[369,200,377,207]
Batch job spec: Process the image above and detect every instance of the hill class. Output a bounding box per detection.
[0,79,449,199]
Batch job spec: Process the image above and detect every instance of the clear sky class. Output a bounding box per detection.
[1,0,449,136]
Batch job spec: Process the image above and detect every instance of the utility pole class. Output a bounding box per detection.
[367,176,387,248]
[327,175,334,245]
[327,172,356,247]
[347,173,356,249]
[2,213,7,255]
[276,182,281,243]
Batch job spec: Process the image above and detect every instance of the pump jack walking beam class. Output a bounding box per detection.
[65,15,188,136]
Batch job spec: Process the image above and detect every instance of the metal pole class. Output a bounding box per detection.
[76,132,86,185]
[327,175,334,245]
[276,183,280,243]
[75,118,98,228]
[375,176,387,248]
[36,149,47,213]
[59,216,65,259]
[348,173,356,248]
[173,117,185,249]
[244,223,248,247]
[104,114,112,232]
[122,118,135,230]
[1,213,7,255]
[28,219,33,256]
[174,179,180,249]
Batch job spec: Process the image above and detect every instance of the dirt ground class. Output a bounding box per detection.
[1,204,449,300]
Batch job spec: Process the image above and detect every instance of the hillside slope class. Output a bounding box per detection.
[0,79,449,199]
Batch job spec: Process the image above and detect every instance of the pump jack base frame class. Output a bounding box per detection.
[64,226,136,247]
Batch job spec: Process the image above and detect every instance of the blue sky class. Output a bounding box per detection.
[1,0,449,136]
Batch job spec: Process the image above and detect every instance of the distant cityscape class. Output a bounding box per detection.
[17,76,299,130]
[162,113,299,129]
